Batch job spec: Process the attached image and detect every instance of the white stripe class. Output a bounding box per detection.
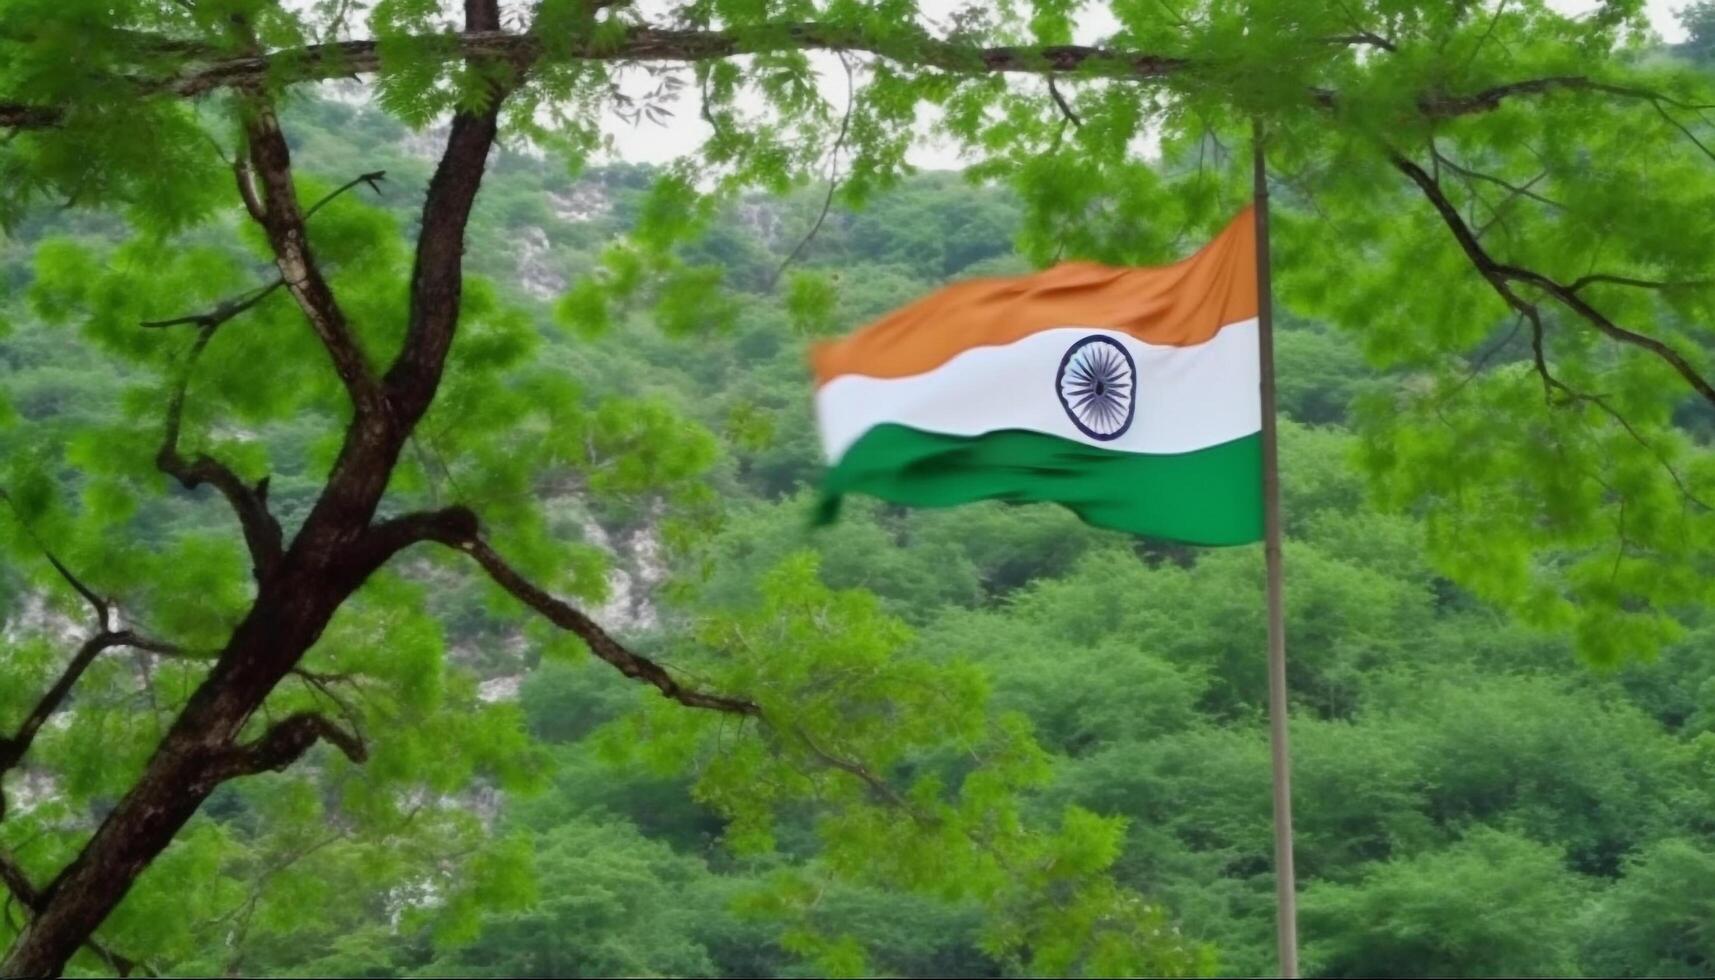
[817,320,1260,462]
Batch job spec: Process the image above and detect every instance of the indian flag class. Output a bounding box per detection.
[811,206,1263,546]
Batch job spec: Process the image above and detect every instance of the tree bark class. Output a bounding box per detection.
[0,557,359,976]
[0,5,508,971]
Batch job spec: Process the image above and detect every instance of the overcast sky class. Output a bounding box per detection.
[595,0,1693,168]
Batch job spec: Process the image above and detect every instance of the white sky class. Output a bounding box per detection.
[596,0,1693,168]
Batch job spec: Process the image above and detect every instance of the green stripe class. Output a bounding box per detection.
[819,425,1262,546]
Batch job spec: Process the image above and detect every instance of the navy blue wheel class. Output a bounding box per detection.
[1055,335,1136,441]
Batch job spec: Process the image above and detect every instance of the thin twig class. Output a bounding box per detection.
[767,52,856,291]
[1047,75,1082,127]
[302,169,386,221]
[142,279,284,329]
[0,489,110,630]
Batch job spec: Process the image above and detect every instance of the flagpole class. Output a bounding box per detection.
[1252,117,1300,979]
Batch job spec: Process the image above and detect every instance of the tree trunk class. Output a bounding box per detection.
[0,558,357,977]
[1,7,500,969]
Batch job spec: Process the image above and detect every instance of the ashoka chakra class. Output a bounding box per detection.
[1055,335,1137,441]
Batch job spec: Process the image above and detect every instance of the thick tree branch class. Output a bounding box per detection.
[382,1,509,427]
[6,21,1707,135]
[204,712,367,784]
[0,25,1187,132]
[278,2,503,572]
[0,854,140,977]
[354,505,480,572]
[241,100,388,418]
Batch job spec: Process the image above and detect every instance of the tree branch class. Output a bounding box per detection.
[0,631,185,776]
[791,727,926,819]
[0,21,1157,141]
[204,712,367,784]
[366,503,757,715]
[0,491,200,787]
[156,325,285,579]
[142,169,385,331]
[1567,273,1715,293]
[463,536,760,714]
[0,489,109,631]
[290,670,367,752]
[364,506,937,810]
[0,853,143,976]
[241,99,388,418]
[302,170,386,222]
[768,51,855,291]
[141,279,283,330]
[1524,311,1711,510]
[1418,76,1715,118]
[5,21,1708,181]
[381,0,509,428]
[0,853,36,910]
[1430,145,1565,212]
[1047,75,1082,128]
[0,103,64,129]
[0,25,1188,132]
[233,156,265,223]
[1393,151,1714,508]
[6,21,1706,134]
[1392,152,1715,408]
[1321,31,1396,52]
[353,505,479,572]
[1652,98,1715,165]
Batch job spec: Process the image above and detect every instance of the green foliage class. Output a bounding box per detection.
[1301,829,1589,977]
[597,553,1211,976]
[1579,836,1715,976]
[783,268,837,334]
[7,2,1715,976]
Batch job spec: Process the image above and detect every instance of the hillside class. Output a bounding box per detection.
[4,92,1715,978]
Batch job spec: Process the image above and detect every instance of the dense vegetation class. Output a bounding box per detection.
[10,1,1715,976]
[5,91,1715,976]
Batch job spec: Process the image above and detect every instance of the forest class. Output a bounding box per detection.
[7,1,1715,977]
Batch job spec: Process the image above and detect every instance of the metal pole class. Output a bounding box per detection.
[1253,117,1299,979]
